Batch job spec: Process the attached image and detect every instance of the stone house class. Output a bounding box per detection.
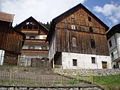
[107,24,120,68]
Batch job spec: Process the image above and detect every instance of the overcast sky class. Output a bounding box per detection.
[0,0,120,27]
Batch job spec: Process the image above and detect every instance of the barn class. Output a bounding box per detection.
[47,4,112,69]
[0,12,25,65]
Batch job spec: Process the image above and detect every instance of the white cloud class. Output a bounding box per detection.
[93,3,120,25]
[1,0,87,26]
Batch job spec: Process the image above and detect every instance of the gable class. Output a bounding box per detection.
[56,7,106,34]
[15,17,48,35]
[47,4,109,42]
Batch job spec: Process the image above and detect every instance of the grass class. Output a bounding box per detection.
[0,79,39,85]
[0,79,81,86]
[93,75,120,90]
[72,74,120,90]
[54,79,81,84]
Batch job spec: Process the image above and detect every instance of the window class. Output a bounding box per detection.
[91,57,96,64]
[72,37,77,47]
[71,25,76,30]
[29,46,35,49]
[109,40,112,47]
[91,39,95,48]
[73,59,77,66]
[26,22,33,25]
[89,27,93,33]
[88,17,91,21]
[26,22,30,25]
[29,36,35,39]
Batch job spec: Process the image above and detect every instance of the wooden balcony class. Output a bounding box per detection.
[24,39,47,44]
[21,49,48,55]
[21,30,38,34]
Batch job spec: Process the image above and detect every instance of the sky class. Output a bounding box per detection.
[0,0,120,28]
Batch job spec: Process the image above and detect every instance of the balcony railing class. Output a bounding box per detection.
[21,49,48,54]
[25,39,47,44]
[21,30,38,34]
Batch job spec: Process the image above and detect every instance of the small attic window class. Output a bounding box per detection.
[71,25,76,30]
[26,22,33,25]
[88,17,91,21]
[26,22,30,25]
[89,27,93,33]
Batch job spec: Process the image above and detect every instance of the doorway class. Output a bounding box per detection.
[102,61,107,69]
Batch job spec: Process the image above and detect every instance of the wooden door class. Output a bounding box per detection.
[102,61,107,69]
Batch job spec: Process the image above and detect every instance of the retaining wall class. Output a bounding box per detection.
[0,86,103,90]
[54,69,120,76]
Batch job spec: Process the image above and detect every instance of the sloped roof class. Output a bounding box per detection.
[47,3,109,41]
[107,24,120,39]
[0,12,14,22]
[15,16,48,34]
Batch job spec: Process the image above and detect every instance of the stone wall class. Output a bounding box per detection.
[54,69,120,76]
[0,86,103,90]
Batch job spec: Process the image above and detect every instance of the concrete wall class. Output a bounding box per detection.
[61,52,112,69]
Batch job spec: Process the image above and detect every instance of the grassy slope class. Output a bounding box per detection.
[93,75,120,90]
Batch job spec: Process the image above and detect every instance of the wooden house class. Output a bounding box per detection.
[0,12,25,65]
[107,24,120,68]
[15,17,49,67]
[47,4,112,69]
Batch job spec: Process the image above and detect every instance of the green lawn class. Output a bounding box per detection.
[93,75,120,90]
[70,74,120,90]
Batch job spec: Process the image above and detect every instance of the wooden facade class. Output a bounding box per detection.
[15,17,48,66]
[0,12,25,65]
[47,4,109,56]
[47,4,110,68]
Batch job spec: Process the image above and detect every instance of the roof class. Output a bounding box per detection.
[15,16,48,34]
[0,12,14,23]
[107,24,120,39]
[47,3,109,42]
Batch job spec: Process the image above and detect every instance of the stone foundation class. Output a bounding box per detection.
[54,69,120,76]
[0,86,103,90]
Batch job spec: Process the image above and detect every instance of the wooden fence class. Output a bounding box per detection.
[0,70,82,86]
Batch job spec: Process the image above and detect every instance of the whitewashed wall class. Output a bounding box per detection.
[116,33,120,57]
[108,34,119,59]
[62,52,112,69]
[0,50,5,65]
[108,34,117,51]
[108,33,120,68]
